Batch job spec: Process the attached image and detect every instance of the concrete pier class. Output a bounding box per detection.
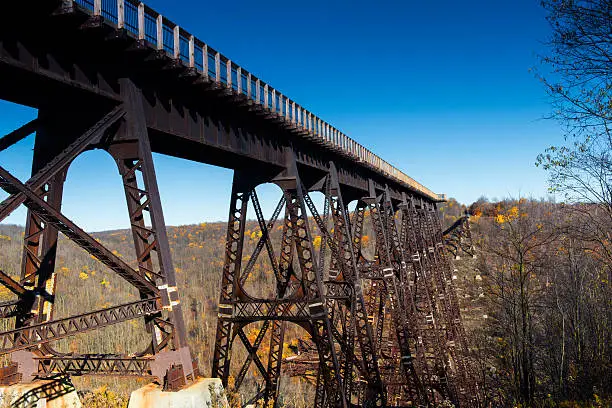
[128,378,228,408]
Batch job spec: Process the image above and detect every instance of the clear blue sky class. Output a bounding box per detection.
[0,0,560,231]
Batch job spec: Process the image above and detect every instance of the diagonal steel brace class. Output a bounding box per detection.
[0,106,125,223]
[0,165,157,295]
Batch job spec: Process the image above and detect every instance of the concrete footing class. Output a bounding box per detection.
[128,378,228,408]
[0,377,81,408]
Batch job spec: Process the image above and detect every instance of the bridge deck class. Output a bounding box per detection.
[0,0,445,203]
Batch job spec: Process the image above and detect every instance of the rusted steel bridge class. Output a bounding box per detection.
[0,0,478,406]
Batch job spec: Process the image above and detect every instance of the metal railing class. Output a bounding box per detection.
[73,0,444,202]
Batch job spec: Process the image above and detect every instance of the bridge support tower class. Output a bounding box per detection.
[0,79,195,390]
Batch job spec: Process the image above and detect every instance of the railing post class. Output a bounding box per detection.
[138,3,145,40]
[117,0,125,28]
[255,79,261,103]
[215,52,221,83]
[280,96,284,116]
[188,36,195,68]
[263,84,269,107]
[173,26,180,59]
[226,59,232,87]
[247,73,252,98]
[156,15,163,50]
[93,0,101,16]
[237,67,242,94]
[202,44,208,78]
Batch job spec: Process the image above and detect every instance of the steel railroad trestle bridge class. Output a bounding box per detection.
[0,0,479,406]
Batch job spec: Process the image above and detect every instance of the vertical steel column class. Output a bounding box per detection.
[328,166,385,408]
[19,176,64,332]
[265,319,286,403]
[265,206,296,405]
[350,200,367,262]
[212,171,250,383]
[424,203,467,403]
[290,173,348,408]
[17,107,99,335]
[426,203,479,405]
[367,192,427,406]
[381,192,438,402]
[403,198,456,404]
[113,79,193,381]
[114,156,161,348]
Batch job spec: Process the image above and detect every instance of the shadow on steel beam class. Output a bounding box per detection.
[10,375,76,408]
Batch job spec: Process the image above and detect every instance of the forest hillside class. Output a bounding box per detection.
[0,197,610,407]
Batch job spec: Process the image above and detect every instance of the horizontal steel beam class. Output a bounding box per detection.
[36,354,153,377]
[223,300,311,322]
[0,298,160,354]
[0,300,20,319]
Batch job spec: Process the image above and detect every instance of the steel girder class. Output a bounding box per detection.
[212,162,352,408]
[304,166,385,407]
[0,92,478,405]
[212,159,486,407]
[282,189,481,407]
[0,80,194,388]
